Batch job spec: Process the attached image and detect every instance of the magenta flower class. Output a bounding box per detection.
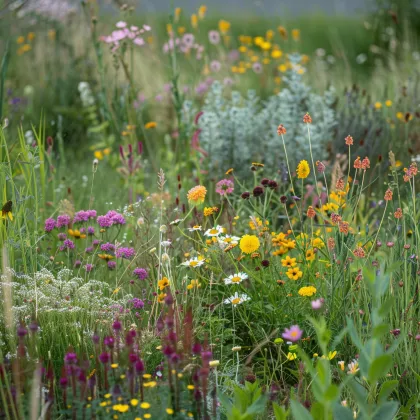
[57,214,71,228]
[85,263,94,272]
[116,247,135,259]
[107,261,117,270]
[100,242,115,252]
[216,179,234,196]
[282,325,303,342]
[133,267,148,280]
[44,218,56,232]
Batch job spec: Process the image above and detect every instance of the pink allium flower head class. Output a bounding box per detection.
[182,33,195,48]
[282,325,303,342]
[208,30,220,44]
[216,179,234,196]
[210,60,221,72]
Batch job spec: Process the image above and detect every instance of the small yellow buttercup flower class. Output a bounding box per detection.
[298,286,317,297]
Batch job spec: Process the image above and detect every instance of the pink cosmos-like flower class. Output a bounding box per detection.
[282,325,303,342]
[216,179,234,196]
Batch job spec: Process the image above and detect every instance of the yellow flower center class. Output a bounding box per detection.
[232,298,241,305]
[231,276,241,283]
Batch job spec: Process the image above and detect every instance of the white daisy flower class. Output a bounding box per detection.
[188,225,202,232]
[223,292,250,305]
[161,240,172,247]
[204,225,224,237]
[170,218,183,226]
[224,272,248,285]
[218,235,240,248]
[182,257,205,268]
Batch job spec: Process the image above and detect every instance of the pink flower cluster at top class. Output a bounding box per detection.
[100,21,151,51]
[216,179,234,196]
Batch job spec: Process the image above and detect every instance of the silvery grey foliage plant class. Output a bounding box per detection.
[184,54,336,175]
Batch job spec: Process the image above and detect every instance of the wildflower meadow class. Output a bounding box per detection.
[1,0,420,418]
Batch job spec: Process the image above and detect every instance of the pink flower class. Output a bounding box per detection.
[282,325,303,342]
[116,21,127,28]
[216,179,234,196]
[311,298,324,310]
[134,37,145,46]
[208,30,220,44]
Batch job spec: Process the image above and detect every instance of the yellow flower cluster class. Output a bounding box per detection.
[298,285,317,297]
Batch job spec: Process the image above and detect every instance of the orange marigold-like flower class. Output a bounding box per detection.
[384,188,393,201]
[307,206,316,218]
[277,124,287,135]
[303,113,312,124]
[394,208,403,219]
[187,185,207,205]
[345,135,353,146]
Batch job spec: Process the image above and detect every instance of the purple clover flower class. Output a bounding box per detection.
[100,242,115,252]
[60,239,75,251]
[87,226,95,235]
[133,267,148,280]
[44,218,56,232]
[85,263,94,272]
[116,247,135,259]
[57,214,71,228]
[132,298,144,309]
[108,261,117,270]
[57,233,67,241]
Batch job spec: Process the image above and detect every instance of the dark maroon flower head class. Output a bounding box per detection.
[164,294,174,305]
[253,186,264,197]
[59,377,68,388]
[163,345,175,357]
[241,191,250,199]
[280,195,287,204]
[261,178,270,186]
[192,342,202,355]
[104,336,115,348]
[390,329,401,337]
[112,320,122,331]
[170,353,180,364]
[201,350,212,361]
[135,359,145,373]
[64,352,77,365]
[17,325,28,338]
[99,352,110,364]
[261,260,270,267]
[268,180,278,189]
[168,331,177,342]
[129,353,138,364]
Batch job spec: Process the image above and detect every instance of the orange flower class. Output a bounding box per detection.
[187,185,207,205]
